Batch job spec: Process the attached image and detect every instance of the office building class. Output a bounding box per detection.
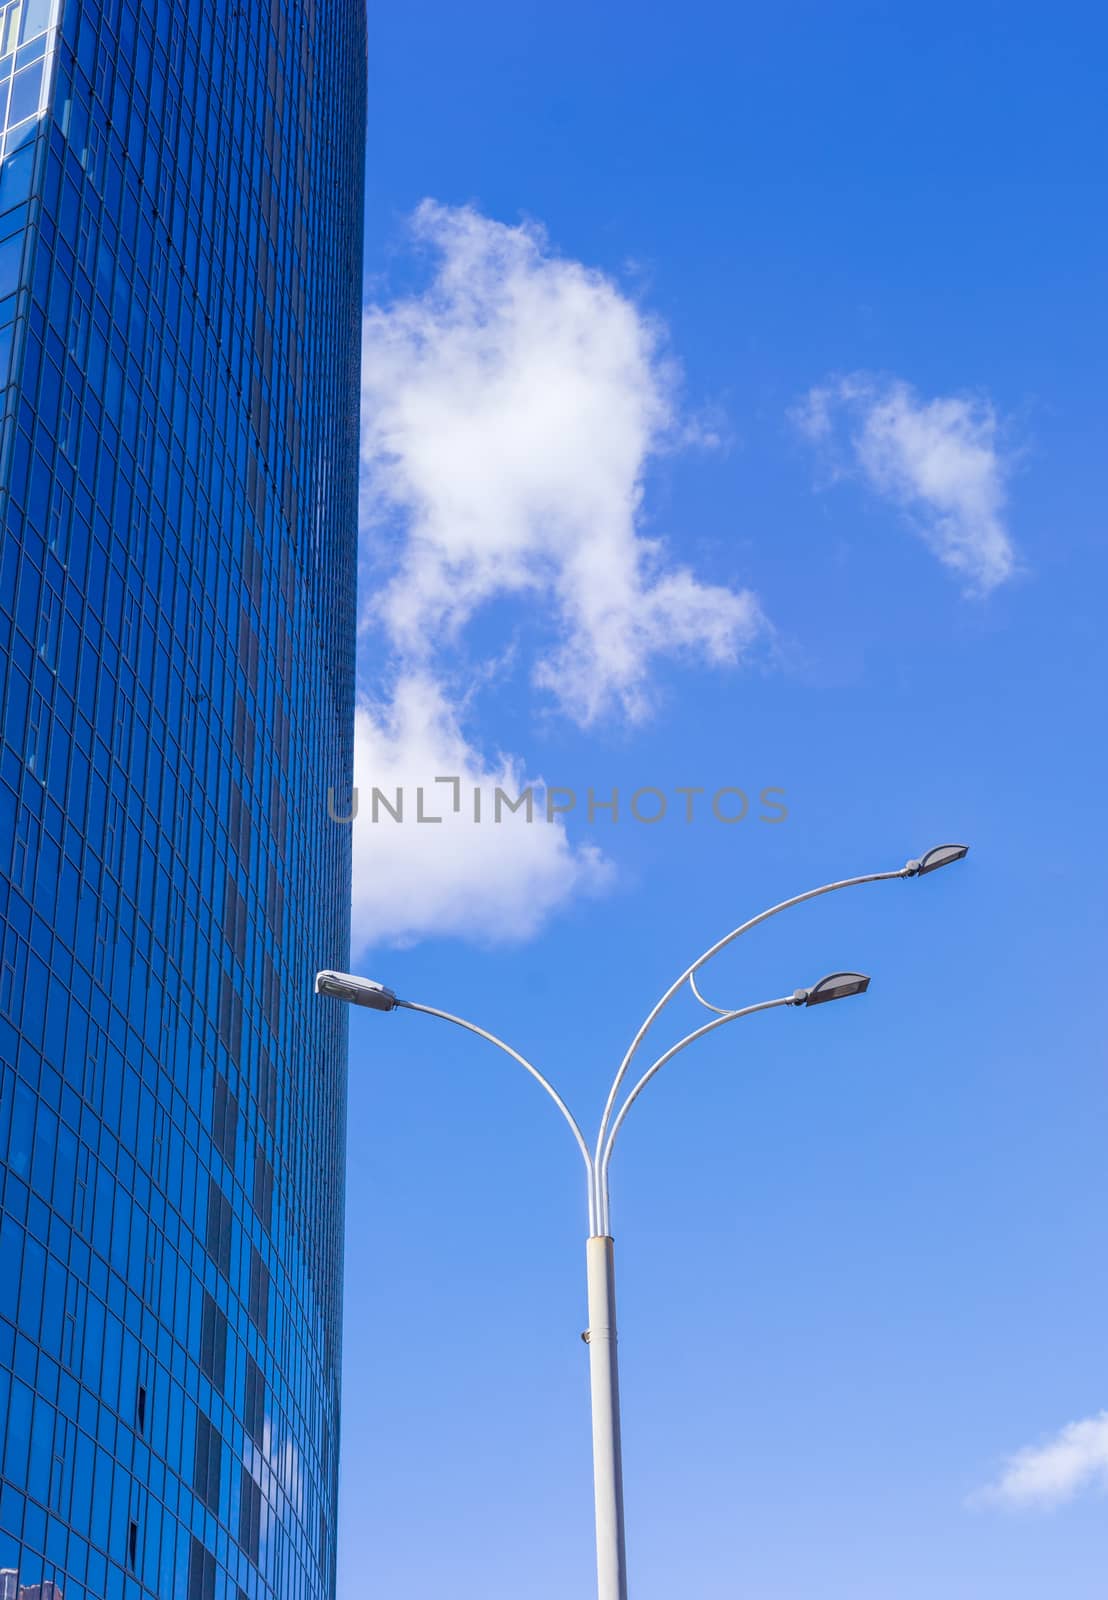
[0,0,365,1595]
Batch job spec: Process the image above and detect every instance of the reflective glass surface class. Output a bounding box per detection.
[0,1,365,1595]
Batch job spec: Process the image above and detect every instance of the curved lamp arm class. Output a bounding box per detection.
[688,970,735,1017]
[399,999,598,1233]
[592,864,909,1213]
[597,996,793,1234]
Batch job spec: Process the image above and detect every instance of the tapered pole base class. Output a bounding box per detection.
[586,1235,628,1600]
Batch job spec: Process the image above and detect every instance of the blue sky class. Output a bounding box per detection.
[338,4,1108,1595]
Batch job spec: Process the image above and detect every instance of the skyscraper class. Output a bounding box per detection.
[0,1,365,1596]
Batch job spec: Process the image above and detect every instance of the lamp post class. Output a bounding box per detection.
[316,845,967,1599]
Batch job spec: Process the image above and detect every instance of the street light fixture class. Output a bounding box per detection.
[793,971,871,1007]
[904,842,969,876]
[317,843,967,1600]
[315,970,398,1011]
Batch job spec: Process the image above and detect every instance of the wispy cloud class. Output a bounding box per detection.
[792,373,1018,594]
[975,1412,1108,1508]
[352,202,763,947]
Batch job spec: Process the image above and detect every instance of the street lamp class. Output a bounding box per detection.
[795,971,871,1006]
[315,970,398,1010]
[904,843,969,876]
[316,843,966,1600]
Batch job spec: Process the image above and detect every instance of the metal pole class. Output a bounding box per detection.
[586,1234,628,1600]
[320,852,951,1594]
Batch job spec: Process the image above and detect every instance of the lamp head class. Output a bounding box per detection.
[315,970,398,1012]
[904,843,969,877]
[791,971,871,1008]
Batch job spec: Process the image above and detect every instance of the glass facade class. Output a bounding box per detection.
[0,0,365,1596]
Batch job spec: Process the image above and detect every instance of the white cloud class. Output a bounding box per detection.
[351,202,763,947]
[360,201,763,726]
[976,1412,1108,1508]
[348,674,611,951]
[792,374,1017,593]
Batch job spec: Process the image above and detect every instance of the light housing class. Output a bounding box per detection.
[315,970,398,1012]
[905,843,969,877]
[791,971,871,1008]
